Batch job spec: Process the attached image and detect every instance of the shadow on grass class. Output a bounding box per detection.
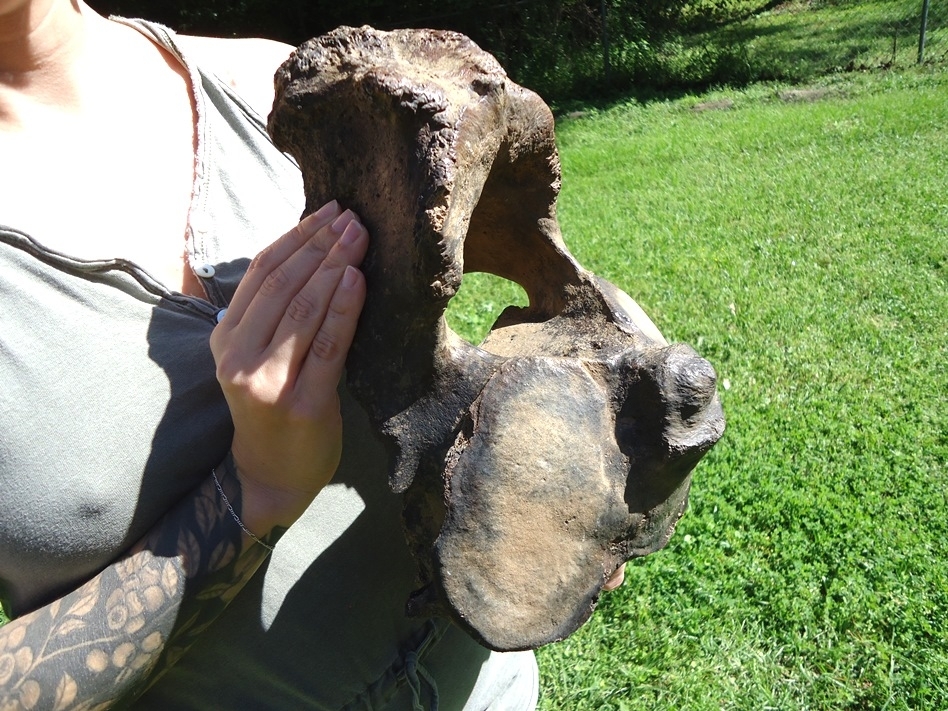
[548,1,946,115]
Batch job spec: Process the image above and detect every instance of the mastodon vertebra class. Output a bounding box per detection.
[268,26,725,651]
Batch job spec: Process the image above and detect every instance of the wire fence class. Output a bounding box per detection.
[566,1,948,99]
[805,0,948,70]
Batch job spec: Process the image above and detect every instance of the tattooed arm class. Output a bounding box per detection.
[0,460,276,711]
[0,202,369,710]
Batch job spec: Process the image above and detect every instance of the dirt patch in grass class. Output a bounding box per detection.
[691,98,735,112]
[778,87,834,102]
[769,0,820,14]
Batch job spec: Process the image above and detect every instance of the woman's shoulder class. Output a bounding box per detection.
[174,34,296,118]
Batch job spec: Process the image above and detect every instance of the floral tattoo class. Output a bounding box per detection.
[0,461,279,710]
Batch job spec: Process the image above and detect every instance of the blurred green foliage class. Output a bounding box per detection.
[87,0,776,100]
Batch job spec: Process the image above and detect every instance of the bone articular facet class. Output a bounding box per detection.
[268,25,725,651]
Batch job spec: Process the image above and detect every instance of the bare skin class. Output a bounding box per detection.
[0,0,369,706]
[0,0,198,294]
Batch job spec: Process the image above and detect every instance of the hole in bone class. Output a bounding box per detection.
[444,272,528,347]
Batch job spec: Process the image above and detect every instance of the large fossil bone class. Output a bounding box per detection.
[268,26,725,652]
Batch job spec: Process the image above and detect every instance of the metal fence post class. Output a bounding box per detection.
[601,0,611,85]
[918,0,931,64]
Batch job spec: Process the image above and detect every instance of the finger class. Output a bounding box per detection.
[222,201,343,328]
[295,264,366,397]
[219,200,342,328]
[266,218,369,366]
[229,210,363,353]
[603,564,626,592]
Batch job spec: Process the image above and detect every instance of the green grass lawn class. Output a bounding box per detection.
[452,66,947,710]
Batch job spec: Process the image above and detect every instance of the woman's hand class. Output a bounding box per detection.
[209,200,368,533]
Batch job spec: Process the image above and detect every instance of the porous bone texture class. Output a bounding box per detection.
[268,26,725,651]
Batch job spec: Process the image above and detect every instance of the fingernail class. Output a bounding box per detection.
[312,199,339,220]
[340,221,362,246]
[342,265,360,288]
[331,210,353,234]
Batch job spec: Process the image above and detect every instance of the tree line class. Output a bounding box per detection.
[88,0,777,100]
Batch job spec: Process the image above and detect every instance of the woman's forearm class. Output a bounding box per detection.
[0,200,368,709]
[0,458,280,710]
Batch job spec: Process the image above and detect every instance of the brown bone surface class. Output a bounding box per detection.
[268,26,725,651]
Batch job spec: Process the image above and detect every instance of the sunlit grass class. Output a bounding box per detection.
[517,66,948,710]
